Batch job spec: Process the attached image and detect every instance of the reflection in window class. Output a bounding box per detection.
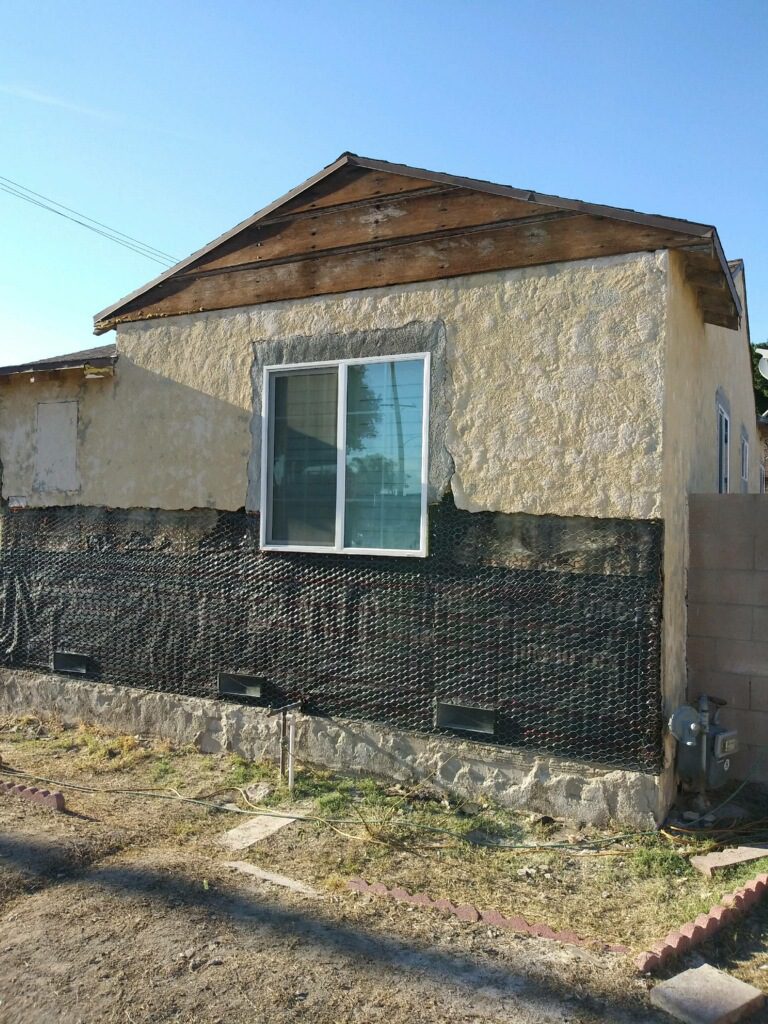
[263,355,428,556]
[344,360,424,550]
[269,369,338,544]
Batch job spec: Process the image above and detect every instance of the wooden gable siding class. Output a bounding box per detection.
[96,166,737,331]
[188,187,553,273]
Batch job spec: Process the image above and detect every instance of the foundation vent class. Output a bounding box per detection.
[53,651,94,676]
[435,701,496,736]
[217,672,265,699]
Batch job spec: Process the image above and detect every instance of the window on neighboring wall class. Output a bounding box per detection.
[717,404,730,493]
[741,435,750,493]
[261,354,430,556]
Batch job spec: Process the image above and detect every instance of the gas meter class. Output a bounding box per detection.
[669,694,739,791]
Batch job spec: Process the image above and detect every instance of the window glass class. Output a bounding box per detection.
[268,369,338,545]
[344,359,424,551]
[263,355,428,556]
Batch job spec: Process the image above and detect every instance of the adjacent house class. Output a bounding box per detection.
[0,154,760,823]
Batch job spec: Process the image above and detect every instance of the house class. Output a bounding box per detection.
[0,154,760,825]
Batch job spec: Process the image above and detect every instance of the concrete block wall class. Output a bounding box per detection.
[688,495,768,781]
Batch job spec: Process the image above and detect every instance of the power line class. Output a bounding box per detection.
[0,174,179,268]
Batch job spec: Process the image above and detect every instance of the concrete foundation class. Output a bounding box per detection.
[0,668,663,827]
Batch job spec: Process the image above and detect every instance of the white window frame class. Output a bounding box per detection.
[717,404,730,494]
[741,436,750,491]
[761,465,766,495]
[260,352,431,558]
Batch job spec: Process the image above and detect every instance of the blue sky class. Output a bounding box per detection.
[1,0,766,366]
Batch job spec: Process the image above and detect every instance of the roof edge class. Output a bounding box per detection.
[0,344,117,378]
[93,152,741,333]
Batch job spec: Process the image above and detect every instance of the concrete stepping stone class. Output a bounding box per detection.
[691,846,768,878]
[216,805,309,852]
[223,860,320,897]
[650,964,763,1023]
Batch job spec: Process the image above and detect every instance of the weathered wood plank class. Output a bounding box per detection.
[687,265,727,290]
[98,215,704,329]
[192,188,553,273]
[701,309,740,330]
[279,166,440,215]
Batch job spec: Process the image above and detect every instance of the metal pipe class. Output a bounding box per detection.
[279,709,286,778]
[287,712,296,797]
[699,694,710,796]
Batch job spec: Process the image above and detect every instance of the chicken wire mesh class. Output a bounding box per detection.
[0,498,664,772]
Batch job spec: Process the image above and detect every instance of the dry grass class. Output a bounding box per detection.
[2,714,768,967]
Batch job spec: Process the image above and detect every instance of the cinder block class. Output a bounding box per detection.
[729,747,768,783]
[650,963,764,1023]
[689,531,755,571]
[714,639,768,678]
[753,608,768,640]
[749,676,768,711]
[755,540,768,572]
[688,670,750,710]
[432,898,455,914]
[754,573,768,608]
[718,707,768,747]
[689,604,753,641]
[688,636,718,671]
[688,570,755,607]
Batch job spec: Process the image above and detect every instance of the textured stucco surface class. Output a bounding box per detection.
[248,319,453,508]
[0,668,664,827]
[0,253,668,518]
[662,251,760,723]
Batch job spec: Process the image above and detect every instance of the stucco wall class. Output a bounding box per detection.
[0,252,668,519]
[661,251,760,743]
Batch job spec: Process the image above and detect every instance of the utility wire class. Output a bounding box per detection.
[0,174,179,268]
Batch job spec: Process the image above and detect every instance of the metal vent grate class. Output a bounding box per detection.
[435,701,496,736]
[217,672,264,699]
[53,651,92,676]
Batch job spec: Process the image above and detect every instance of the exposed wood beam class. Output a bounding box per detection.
[701,308,740,330]
[687,265,727,291]
[192,191,558,275]
[257,185,459,226]
[96,214,712,331]
[185,210,583,280]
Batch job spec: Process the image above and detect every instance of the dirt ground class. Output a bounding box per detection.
[1,719,768,1024]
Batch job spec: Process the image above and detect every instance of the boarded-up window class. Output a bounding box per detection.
[34,401,79,492]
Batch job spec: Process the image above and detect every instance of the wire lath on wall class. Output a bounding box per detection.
[0,497,664,773]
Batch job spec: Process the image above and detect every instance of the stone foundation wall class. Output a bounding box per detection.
[0,668,664,827]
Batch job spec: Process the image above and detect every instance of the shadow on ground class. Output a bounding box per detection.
[0,830,665,1023]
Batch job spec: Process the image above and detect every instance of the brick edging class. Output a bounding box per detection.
[347,877,628,953]
[635,872,768,973]
[0,779,66,811]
